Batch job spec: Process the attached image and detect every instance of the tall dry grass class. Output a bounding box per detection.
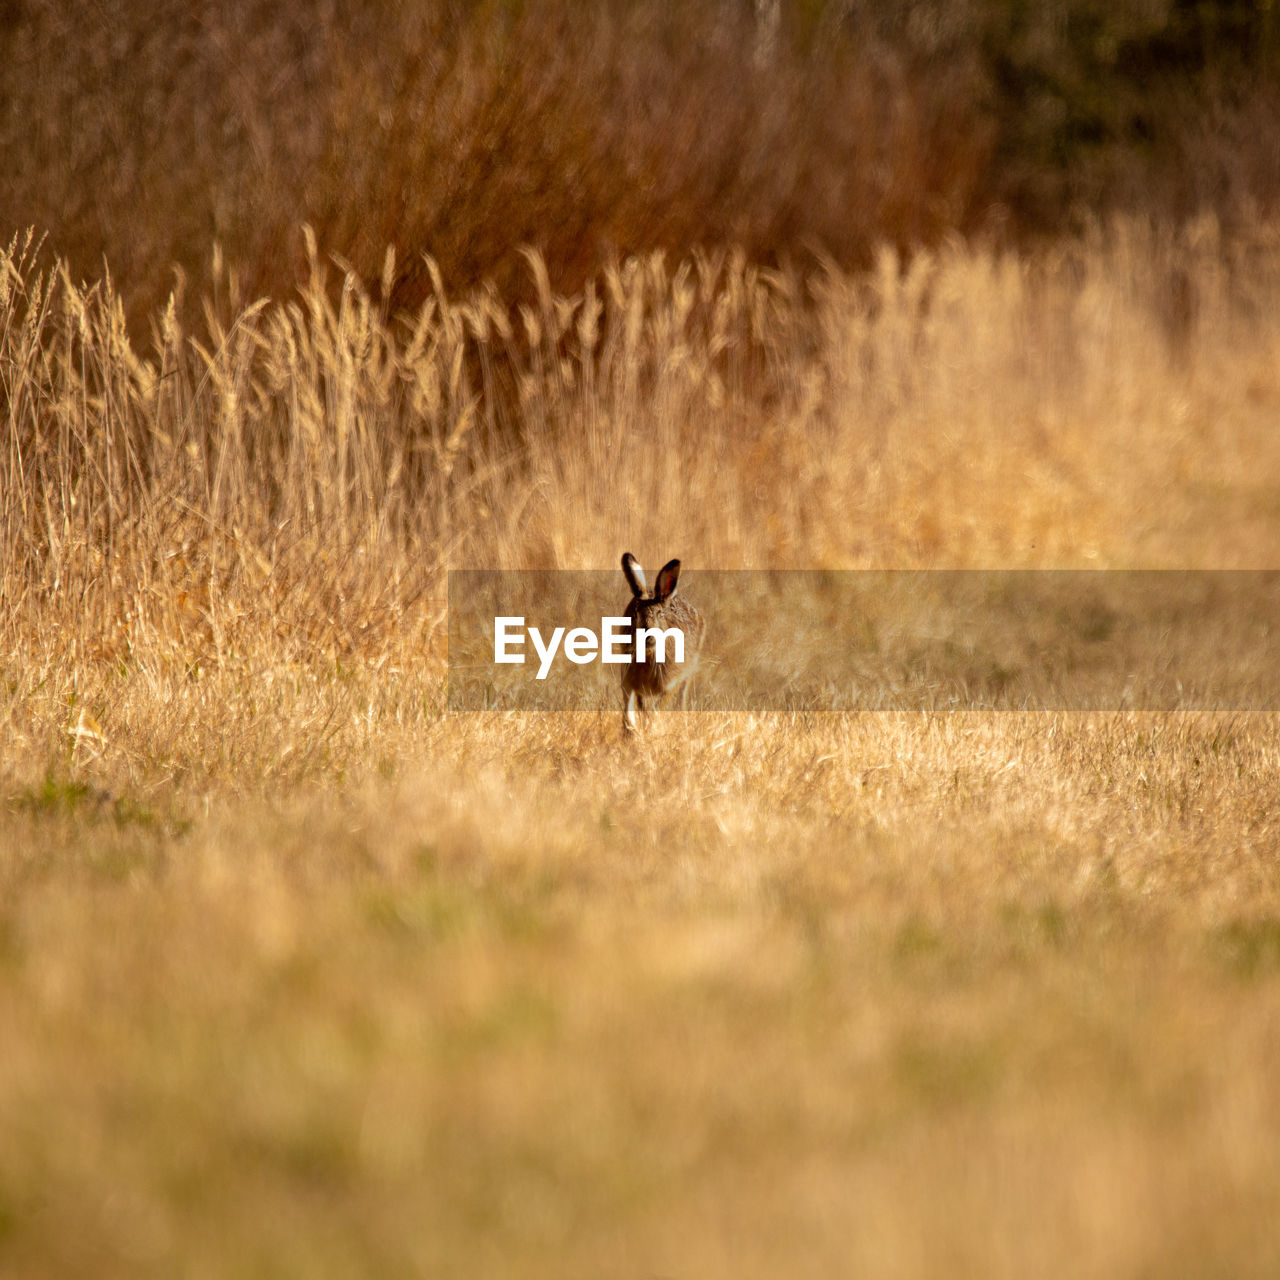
[4,216,1280,669]
[3,222,1280,1277]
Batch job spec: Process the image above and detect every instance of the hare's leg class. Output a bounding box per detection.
[679,655,699,711]
[622,688,640,736]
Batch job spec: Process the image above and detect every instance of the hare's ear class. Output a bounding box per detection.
[621,552,647,598]
[654,558,681,601]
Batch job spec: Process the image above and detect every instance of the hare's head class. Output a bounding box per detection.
[621,552,697,663]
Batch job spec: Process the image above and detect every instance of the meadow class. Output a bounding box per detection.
[2,204,1280,1276]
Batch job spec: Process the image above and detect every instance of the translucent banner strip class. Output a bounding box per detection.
[448,570,1280,712]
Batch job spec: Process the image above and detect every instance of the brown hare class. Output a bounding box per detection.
[620,552,706,735]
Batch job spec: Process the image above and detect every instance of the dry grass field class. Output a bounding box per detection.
[3,217,1280,1276]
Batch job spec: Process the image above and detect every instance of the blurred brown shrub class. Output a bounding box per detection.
[1,0,1278,330]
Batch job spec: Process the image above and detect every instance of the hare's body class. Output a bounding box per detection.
[620,553,706,735]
